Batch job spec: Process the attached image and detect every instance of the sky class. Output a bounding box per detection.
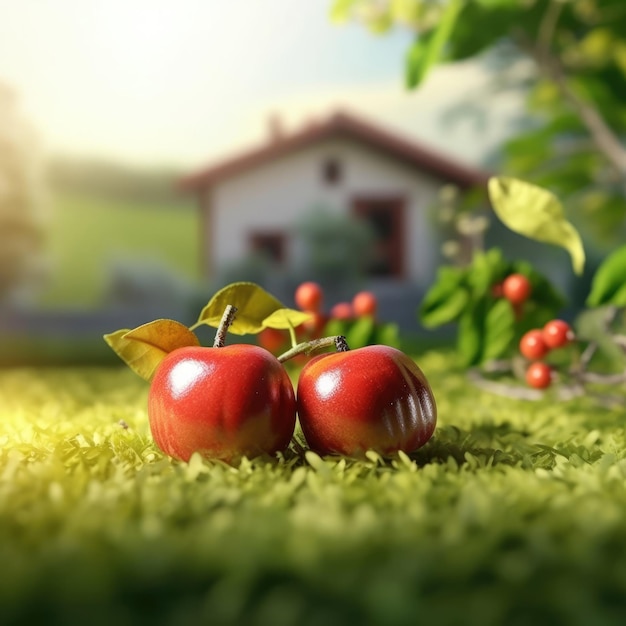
[0,0,525,171]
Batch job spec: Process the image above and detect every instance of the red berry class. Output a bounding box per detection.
[519,329,549,360]
[330,302,353,320]
[352,291,377,317]
[299,311,327,339]
[542,319,574,349]
[525,362,552,389]
[295,282,323,312]
[502,274,532,306]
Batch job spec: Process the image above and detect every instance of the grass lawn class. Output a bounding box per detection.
[1,351,626,625]
[40,192,200,308]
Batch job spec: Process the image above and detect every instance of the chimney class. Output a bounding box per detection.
[267,113,284,143]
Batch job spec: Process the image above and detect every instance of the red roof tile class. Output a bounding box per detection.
[179,110,489,191]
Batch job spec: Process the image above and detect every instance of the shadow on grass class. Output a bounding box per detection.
[411,422,606,472]
[411,423,532,469]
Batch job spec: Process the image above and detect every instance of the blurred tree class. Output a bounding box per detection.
[0,83,48,304]
[295,206,375,285]
[331,0,626,246]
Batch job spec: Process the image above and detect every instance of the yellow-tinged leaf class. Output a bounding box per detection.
[103,319,200,381]
[124,319,200,352]
[262,308,313,330]
[488,176,585,275]
[103,328,132,359]
[195,282,284,335]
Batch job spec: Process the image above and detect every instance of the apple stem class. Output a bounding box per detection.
[213,305,238,348]
[335,335,350,352]
[277,335,348,363]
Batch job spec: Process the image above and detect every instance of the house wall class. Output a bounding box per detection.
[209,137,445,288]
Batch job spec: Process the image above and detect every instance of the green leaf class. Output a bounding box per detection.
[405,0,463,88]
[575,307,626,368]
[196,282,284,335]
[375,322,401,349]
[457,307,482,367]
[586,245,626,307]
[457,299,516,366]
[488,176,586,275]
[262,308,313,330]
[482,298,516,363]
[323,317,350,339]
[467,248,508,299]
[103,319,200,381]
[422,288,470,329]
[420,266,469,328]
[346,316,376,349]
[474,0,517,7]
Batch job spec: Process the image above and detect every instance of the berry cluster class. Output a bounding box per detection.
[492,272,578,391]
[296,281,378,322]
[259,281,378,353]
[519,320,575,389]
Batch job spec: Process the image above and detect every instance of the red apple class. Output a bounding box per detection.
[148,345,296,462]
[296,345,436,457]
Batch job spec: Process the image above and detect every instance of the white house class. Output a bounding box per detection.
[180,110,488,301]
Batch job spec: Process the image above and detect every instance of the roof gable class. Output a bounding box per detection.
[179,110,489,191]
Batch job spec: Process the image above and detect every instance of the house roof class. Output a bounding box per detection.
[179,110,490,192]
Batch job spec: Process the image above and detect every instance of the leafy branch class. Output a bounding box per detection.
[422,175,626,407]
[514,17,626,181]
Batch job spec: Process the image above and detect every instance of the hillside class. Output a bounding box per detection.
[48,155,186,206]
[40,156,201,308]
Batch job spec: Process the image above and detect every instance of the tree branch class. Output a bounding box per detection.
[578,370,626,386]
[537,0,564,65]
[516,27,626,178]
[467,368,544,401]
[550,69,626,176]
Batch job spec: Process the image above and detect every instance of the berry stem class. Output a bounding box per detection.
[213,305,238,348]
[613,335,626,352]
[578,370,626,385]
[287,321,298,349]
[467,368,545,400]
[578,341,597,370]
[277,335,348,363]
